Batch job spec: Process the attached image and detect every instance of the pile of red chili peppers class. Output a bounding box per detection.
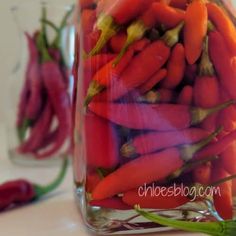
[0,157,68,212]
[74,0,236,223]
[16,6,73,159]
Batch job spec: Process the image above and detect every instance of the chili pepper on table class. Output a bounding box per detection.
[89,100,233,131]
[103,22,184,102]
[0,157,68,212]
[193,161,212,185]
[207,2,236,55]
[121,128,210,157]
[92,129,220,200]
[114,2,185,65]
[209,30,236,102]
[88,0,152,56]
[161,43,185,89]
[109,32,127,53]
[85,113,119,168]
[211,163,233,220]
[177,85,193,105]
[184,0,208,64]
[193,36,220,132]
[122,185,190,209]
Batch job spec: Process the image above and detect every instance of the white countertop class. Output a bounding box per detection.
[0,124,203,236]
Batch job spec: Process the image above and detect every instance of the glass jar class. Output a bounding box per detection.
[73,0,236,234]
[7,1,75,166]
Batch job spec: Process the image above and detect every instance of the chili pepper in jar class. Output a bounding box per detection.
[207,2,236,55]
[177,85,193,105]
[0,157,68,212]
[209,30,236,103]
[211,164,233,220]
[89,100,233,131]
[193,36,220,132]
[85,113,119,168]
[92,128,221,200]
[161,43,186,89]
[121,128,210,157]
[184,0,208,64]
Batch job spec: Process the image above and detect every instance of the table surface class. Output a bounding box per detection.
[0,124,203,236]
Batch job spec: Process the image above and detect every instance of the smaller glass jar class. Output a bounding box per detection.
[7,1,75,166]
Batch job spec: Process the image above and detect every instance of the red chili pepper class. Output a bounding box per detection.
[35,50,71,159]
[0,158,68,211]
[121,128,209,157]
[90,197,132,210]
[195,130,236,160]
[109,32,127,53]
[89,101,233,131]
[139,69,167,94]
[79,0,97,10]
[81,9,96,35]
[92,130,220,200]
[184,0,208,64]
[177,85,193,105]
[193,36,220,132]
[85,113,119,168]
[153,1,186,28]
[170,0,188,9]
[209,30,236,101]
[122,186,190,209]
[24,33,43,121]
[18,102,53,153]
[221,141,236,175]
[207,2,236,55]
[156,88,175,103]
[184,63,197,85]
[193,162,212,185]
[162,43,185,89]
[211,164,233,220]
[89,0,152,56]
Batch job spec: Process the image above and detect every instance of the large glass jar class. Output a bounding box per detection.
[73,0,236,234]
[7,1,75,166]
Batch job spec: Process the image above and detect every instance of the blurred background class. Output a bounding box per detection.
[0,0,74,124]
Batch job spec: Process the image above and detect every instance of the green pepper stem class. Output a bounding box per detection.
[211,174,236,187]
[17,119,31,142]
[88,15,120,57]
[180,127,222,162]
[84,80,105,107]
[161,21,184,47]
[199,36,215,77]
[113,20,148,66]
[52,5,75,48]
[33,157,69,199]
[191,100,235,126]
[135,206,228,236]
[41,19,60,33]
[207,20,216,32]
